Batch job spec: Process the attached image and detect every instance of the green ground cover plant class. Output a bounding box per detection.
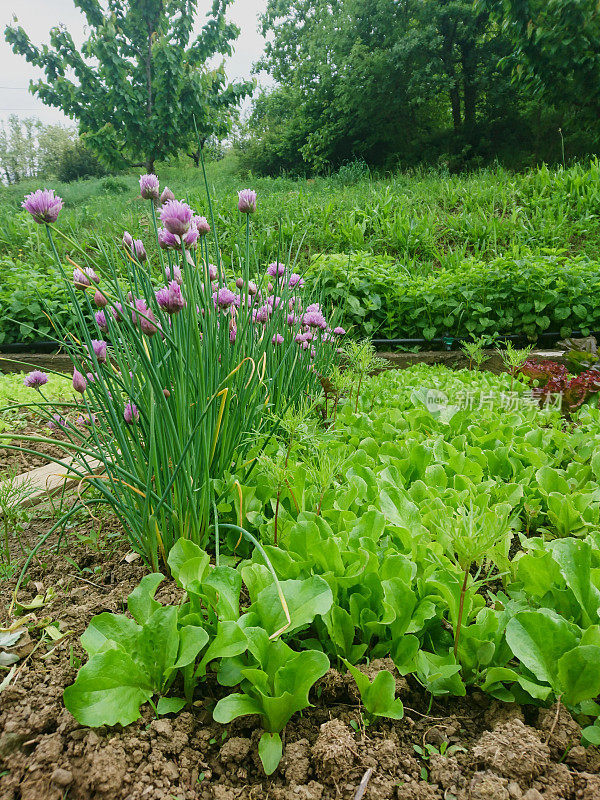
[2,159,600,344]
[312,250,600,340]
[62,365,600,770]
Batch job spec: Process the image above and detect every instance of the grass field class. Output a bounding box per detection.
[2,156,600,277]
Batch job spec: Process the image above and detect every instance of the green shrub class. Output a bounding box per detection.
[101,176,129,194]
[56,140,106,183]
[312,250,600,341]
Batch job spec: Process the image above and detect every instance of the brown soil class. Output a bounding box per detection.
[1,513,599,800]
[0,419,74,476]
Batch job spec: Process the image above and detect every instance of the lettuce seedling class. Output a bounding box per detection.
[64,573,211,725]
[214,628,329,775]
[342,659,404,720]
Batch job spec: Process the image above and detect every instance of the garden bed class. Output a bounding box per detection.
[1,516,600,800]
[3,173,600,800]
[2,363,600,799]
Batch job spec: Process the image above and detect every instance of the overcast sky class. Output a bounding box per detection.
[0,0,268,127]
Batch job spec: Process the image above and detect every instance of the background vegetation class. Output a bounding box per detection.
[2,158,600,345]
[237,0,600,174]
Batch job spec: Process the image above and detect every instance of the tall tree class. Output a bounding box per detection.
[252,0,518,172]
[5,0,253,173]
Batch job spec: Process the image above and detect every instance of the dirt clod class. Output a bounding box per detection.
[282,738,312,784]
[428,754,462,790]
[220,736,252,764]
[537,704,582,758]
[50,767,73,786]
[532,762,574,800]
[472,719,550,781]
[312,719,357,783]
[468,771,510,800]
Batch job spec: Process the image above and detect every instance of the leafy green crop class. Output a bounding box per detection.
[65,365,600,761]
[214,630,329,774]
[311,250,600,341]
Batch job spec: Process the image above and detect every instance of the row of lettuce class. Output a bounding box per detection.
[65,366,600,773]
[3,248,599,347]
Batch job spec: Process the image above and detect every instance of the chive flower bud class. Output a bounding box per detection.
[72,370,87,393]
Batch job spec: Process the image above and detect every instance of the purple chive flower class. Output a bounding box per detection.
[132,299,158,336]
[160,186,175,204]
[229,327,237,343]
[48,413,66,431]
[160,200,193,236]
[73,267,99,289]
[254,305,269,324]
[235,277,245,290]
[295,333,304,344]
[272,333,284,345]
[157,230,174,250]
[238,189,257,214]
[73,268,91,289]
[112,303,123,322]
[140,173,160,200]
[333,326,346,335]
[133,239,147,262]
[124,402,139,424]
[288,273,304,288]
[90,339,107,363]
[214,287,236,308]
[156,281,185,314]
[72,370,87,394]
[94,290,108,308]
[122,231,133,249]
[158,228,180,249]
[77,414,96,427]
[208,264,218,281]
[24,370,48,390]
[304,311,328,330]
[22,189,63,224]
[193,215,211,236]
[183,225,199,248]
[287,313,297,326]
[95,310,108,332]
[267,262,286,278]
[306,303,321,313]
[165,265,183,285]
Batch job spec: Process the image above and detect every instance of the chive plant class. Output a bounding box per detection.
[2,177,342,571]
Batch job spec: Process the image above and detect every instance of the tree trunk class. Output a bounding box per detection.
[449,85,462,131]
[145,158,155,174]
[461,43,477,126]
[441,19,462,131]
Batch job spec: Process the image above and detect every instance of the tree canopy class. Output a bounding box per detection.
[240,0,600,174]
[5,0,253,172]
